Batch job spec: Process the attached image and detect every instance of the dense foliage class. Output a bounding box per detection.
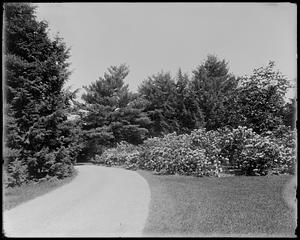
[4,4,296,187]
[79,64,152,161]
[4,3,83,187]
[224,61,293,133]
[83,54,296,177]
[92,126,296,176]
[135,56,295,135]
[138,70,205,136]
[83,54,295,177]
[190,56,239,130]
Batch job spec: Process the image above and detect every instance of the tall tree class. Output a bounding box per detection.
[138,71,180,135]
[82,64,132,108]
[4,3,80,185]
[174,69,204,133]
[81,64,151,158]
[227,61,293,133]
[191,55,239,130]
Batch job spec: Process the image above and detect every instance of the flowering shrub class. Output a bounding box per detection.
[218,126,296,175]
[218,126,258,167]
[94,126,296,177]
[95,131,222,176]
[190,128,223,174]
[92,141,141,169]
[239,135,281,175]
[136,131,218,176]
[261,125,296,174]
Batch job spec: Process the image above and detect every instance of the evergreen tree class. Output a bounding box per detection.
[138,71,180,135]
[81,64,152,158]
[175,69,205,133]
[4,3,80,185]
[82,64,132,108]
[191,55,239,130]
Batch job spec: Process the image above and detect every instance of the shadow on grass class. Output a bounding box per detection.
[3,170,78,211]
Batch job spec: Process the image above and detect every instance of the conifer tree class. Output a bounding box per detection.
[175,69,205,133]
[4,3,80,185]
[138,72,180,135]
[81,64,152,158]
[191,55,239,130]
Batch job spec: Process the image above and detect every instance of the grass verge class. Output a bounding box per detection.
[138,171,296,237]
[3,170,78,211]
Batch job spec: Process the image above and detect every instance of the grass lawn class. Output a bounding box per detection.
[3,170,78,211]
[138,171,296,237]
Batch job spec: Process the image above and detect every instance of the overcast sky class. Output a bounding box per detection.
[35,3,297,99]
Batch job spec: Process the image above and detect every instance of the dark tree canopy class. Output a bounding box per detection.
[80,64,152,159]
[191,55,239,130]
[4,3,295,185]
[4,3,81,185]
[82,64,132,108]
[138,71,180,135]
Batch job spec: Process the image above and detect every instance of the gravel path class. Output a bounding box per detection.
[3,165,151,237]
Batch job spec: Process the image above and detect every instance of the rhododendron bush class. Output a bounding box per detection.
[218,126,296,175]
[93,126,296,177]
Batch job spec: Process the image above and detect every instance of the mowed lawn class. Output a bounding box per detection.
[138,171,296,237]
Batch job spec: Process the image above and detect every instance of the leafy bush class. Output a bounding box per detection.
[218,126,259,167]
[190,128,223,169]
[95,126,296,177]
[139,130,222,176]
[95,131,222,176]
[92,141,140,168]
[49,163,74,179]
[239,135,281,175]
[6,160,28,187]
[218,126,296,175]
[262,125,296,174]
[4,148,27,187]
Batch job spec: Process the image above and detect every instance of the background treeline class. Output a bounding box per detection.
[80,58,296,160]
[4,3,296,187]
[81,60,296,177]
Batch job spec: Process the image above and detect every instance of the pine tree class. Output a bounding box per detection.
[4,3,80,185]
[191,55,239,130]
[138,71,180,135]
[82,64,131,108]
[175,69,205,133]
[81,64,152,158]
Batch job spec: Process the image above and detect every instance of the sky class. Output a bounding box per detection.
[35,3,297,100]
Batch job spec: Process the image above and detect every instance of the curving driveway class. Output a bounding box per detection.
[3,165,151,237]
